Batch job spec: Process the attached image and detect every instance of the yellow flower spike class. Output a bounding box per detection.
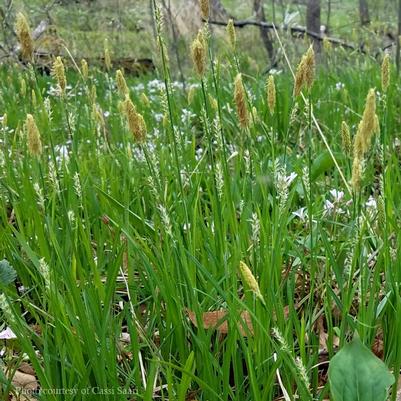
[267,75,276,115]
[81,59,89,80]
[15,13,33,62]
[199,0,209,20]
[191,31,207,77]
[226,19,236,49]
[234,73,249,128]
[239,261,265,304]
[52,56,66,95]
[341,121,352,157]
[26,114,42,157]
[116,69,129,97]
[381,53,390,93]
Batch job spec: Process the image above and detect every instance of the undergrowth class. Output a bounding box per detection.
[1,4,401,401]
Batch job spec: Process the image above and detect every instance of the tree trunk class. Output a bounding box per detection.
[253,0,275,64]
[326,0,331,34]
[359,0,370,26]
[306,0,321,50]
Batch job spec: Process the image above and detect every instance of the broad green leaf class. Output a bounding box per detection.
[0,259,17,287]
[311,151,346,181]
[328,336,394,401]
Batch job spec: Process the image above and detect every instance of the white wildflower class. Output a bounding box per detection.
[330,189,345,203]
[292,207,308,222]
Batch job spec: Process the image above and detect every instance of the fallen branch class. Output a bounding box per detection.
[207,18,365,53]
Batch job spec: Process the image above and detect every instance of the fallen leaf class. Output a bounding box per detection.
[11,370,38,391]
[317,315,339,354]
[186,305,290,337]
[186,309,254,336]
[18,363,35,377]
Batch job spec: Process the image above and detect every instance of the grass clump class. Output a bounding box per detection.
[1,4,401,401]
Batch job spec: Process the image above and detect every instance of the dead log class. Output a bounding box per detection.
[96,57,156,75]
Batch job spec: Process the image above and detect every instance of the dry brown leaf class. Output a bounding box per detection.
[372,336,384,359]
[18,363,35,377]
[10,392,37,401]
[317,315,328,353]
[11,370,38,391]
[186,305,290,337]
[317,315,339,354]
[186,309,254,336]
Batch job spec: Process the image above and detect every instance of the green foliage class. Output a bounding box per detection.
[1,9,401,399]
[329,336,395,401]
[0,260,17,287]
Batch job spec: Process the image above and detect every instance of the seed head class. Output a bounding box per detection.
[81,59,89,80]
[104,39,112,71]
[123,96,146,142]
[191,31,207,77]
[31,89,37,108]
[374,114,380,135]
[381,53,390,93]
[26,114,42,157]
[136,114,147,141]
[303,45,315,90]
[353,121,364,160]
[188,85,197,104]
[293,45,315,96]
[140,92,150,107]
[266,75,276,115]
[20,77,26,97]
[92,104,105,129]
[38,258,50,289]
[234,73,249,128]
[116,69,129,97]
[52,56,66,95]
[362,89,376,134]
[341,121,352,156]
[199,0,209,20]
[239,261,265,304]
[323,37,332,52]
[251,106,258,125]
[355,88,376,157]
[227,19,236,49]
[15,13,33,62]
[208,94,218,111]
[294,55,307,97]
[351,157,362,192]
[377,195,386,232]
[90,85,97,105]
